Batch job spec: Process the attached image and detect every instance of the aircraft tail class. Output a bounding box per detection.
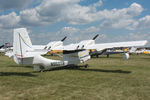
[13,28,33,64]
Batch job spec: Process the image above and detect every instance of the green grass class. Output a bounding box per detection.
[0,54,150,100]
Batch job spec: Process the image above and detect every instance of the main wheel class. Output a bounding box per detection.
[84,64,89,68]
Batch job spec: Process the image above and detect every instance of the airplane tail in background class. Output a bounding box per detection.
[13,28,33,64]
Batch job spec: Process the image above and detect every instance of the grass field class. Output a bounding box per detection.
[0,54,150,100]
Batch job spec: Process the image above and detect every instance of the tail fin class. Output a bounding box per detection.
[13,28,33,64]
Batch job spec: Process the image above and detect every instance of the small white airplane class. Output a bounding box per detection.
[12,28,147,71]
[0,43,13,53]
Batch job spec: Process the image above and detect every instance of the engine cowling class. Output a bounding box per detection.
[122,53,130,60]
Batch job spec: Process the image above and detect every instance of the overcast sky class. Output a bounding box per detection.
[0,0,150,45]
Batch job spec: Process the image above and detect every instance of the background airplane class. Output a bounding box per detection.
[0,43,12,53]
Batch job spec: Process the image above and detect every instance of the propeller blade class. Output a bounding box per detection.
[92,34,99,40]
[61,36,67,41]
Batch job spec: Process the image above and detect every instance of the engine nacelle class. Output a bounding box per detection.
[122,53,130,60]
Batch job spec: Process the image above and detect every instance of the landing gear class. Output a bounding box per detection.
[96,55,99,58]
[84,64,89,68]
[39,66,45,72]
[39,69,45,72]
[107,54,109,58]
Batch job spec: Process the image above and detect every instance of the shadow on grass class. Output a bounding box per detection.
[75,68,131,74]
[0,72,37,77]
[92,56,122,60]
[7,65,33,69]
[141,57,150,61]
[47,66,131,74]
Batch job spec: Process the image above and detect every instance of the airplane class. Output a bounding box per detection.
[0,43,13,53]
[89,49,127,58]
[11,28,147,71]
[90,46,139,58]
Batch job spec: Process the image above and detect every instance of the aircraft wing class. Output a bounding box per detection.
[63,43,79,50]
[87,40,148,51]
[32,45,46,50]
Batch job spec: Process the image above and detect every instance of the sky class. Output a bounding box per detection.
[0,0,150,46]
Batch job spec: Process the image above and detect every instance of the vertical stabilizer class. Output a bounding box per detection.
[13,28,33,64]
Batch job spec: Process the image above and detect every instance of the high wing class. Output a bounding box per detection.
[64,34,99,50]
[63,40,147,50]
[87,40,148,51]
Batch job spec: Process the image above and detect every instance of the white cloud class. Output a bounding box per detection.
[18,0,104,26]
[0,0,150,45]
[0,12,20,29]
[0,0,144,29]
[20,9,45,26]
[60,27,79,34]
[137,15,150,29]
[99,3,143,30]
[0,0,33,10]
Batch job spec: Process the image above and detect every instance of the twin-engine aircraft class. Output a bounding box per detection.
[12,28,147,71]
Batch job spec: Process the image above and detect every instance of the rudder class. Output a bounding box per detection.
[13,28,33,64]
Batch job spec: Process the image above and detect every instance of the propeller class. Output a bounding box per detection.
[76,45,79,49]
[61,36,67,42]
[92,34,99,40]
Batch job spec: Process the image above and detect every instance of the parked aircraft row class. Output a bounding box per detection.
[1,28,148,71]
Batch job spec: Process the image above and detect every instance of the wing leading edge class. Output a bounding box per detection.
[87,40,148,51]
